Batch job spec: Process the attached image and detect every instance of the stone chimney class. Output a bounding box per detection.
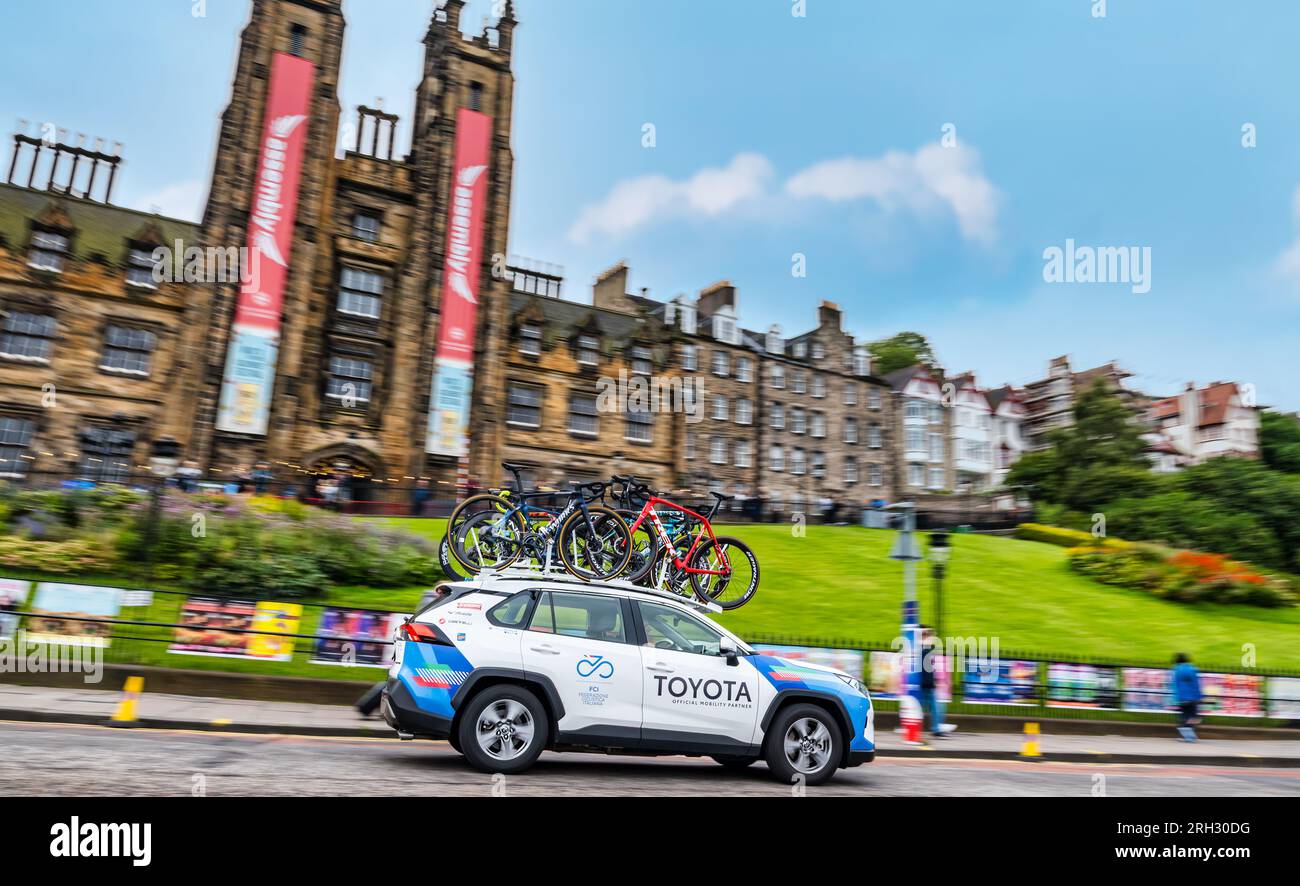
[697,280,736,318]
[817,300,842,330]
[593,261,636,314]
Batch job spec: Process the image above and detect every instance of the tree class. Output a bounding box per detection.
[867,331,936,376]
[1260,411,1300,474]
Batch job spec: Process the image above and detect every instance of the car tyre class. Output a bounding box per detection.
[763,703,842,786]
[458,685,549,775]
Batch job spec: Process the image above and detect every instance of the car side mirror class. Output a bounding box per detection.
[719,638,739,666]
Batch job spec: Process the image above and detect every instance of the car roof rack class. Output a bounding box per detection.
[473,567,723,614]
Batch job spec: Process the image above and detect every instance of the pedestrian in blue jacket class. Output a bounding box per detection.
[1171,653,1202,742]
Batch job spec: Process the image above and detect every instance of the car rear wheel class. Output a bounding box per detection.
[457,685,548,775]
[764,703,842,786]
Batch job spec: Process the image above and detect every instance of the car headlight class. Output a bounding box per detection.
[838,674,866,695]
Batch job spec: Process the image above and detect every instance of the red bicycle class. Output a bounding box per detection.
[612,477,760,610]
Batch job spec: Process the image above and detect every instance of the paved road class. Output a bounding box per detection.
[3,720,1299,797]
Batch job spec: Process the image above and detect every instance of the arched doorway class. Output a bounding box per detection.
[300,445,386,513]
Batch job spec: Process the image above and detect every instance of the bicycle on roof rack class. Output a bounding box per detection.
[609,475,760,610]
[445,463,632,581]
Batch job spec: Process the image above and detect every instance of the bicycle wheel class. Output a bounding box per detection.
[450,507,527,573]
[618,509,660,585]
[688,536,759,610]
[555,505,633,580]
[445,492,514,544]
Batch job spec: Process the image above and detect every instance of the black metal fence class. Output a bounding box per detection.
[4,575,1297,725]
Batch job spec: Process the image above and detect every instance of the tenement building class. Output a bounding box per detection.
[0,0,1003,511]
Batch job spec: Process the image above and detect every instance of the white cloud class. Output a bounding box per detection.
[568,153,773,244]
[785,141,1001,245]
[127,179,207,222]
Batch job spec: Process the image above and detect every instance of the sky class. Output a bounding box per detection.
[2,0,1298,408]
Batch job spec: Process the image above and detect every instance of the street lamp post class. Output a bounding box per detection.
[887,502,924,742]
[928,529,951,642]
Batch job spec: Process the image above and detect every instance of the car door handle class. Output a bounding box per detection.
[646,663,674,673]
[529,644,562,655]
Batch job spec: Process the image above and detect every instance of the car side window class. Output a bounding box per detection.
[549,592,628,644]
[487,592,532,628]
[636,601,723,656]
[527,592,556,633]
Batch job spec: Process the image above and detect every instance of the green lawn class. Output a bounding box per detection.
[371,518,1300,672]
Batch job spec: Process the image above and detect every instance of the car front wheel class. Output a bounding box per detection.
[458,685,548,775]
[764,703,842,786]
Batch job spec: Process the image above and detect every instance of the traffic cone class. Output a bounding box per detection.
[1020,721,1041,759]
[105,676,145,728]
[899,695,923,744]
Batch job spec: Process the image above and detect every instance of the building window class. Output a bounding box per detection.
[712,351,729,377]
[338,267,384,319]
[868,387,881,410]
[908,464,925,487]
[928,467,944,489]
[770,403,784,430]
[792,371,807,395]
[793,342,807,359]
[681,344,697,372]
[905,399,925,421]
[519,323,541,357]
[0,311,56,362]
[710,436,727,465]
[351,212,381,242]
[811,451,825,479]
[906,428,925,452]
[0,416,35,477]
[576,334,599,366]
[929,433,944,461]
[868,422,883,449]
[28,229,69,272]
[326,356,374,404]
[771,364,785,389]
[791,447,806,476]
[735,398,752,425]
[712,394,728,422]
[811,376,825,398]
[289,23,307,57]
[469,82,484,112]
[812,343,825,361]
[630,346,652,376]
[78,426,135,484]
[736,357,753,383]
[930,403,943,424]
[791,407,806,435]
[568,392,598,436]
[100,325,157,376]
[769,445,784,472]
[734,439,752,469]
[126,246,159,288]
[626,407,653,442]
[869,463,883,486]
[844,417,858,444]
[684,434,696,460]
[843,456,858,485]
[505,383,543,427]
[843,384,857,406]
[811,412,826,438]
[854,350,871,375]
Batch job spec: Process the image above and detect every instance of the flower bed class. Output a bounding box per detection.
[1066,544,1296,608]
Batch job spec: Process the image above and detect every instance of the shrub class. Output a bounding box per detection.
[0,536,116,574]
[1016,523,1127,549]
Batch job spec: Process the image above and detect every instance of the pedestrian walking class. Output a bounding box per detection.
[1171,652,1203,742]
[919,625,954,738]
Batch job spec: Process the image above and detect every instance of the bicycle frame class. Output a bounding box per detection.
[627,496,731,576]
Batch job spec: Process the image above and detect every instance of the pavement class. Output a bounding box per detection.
[2,682,1299,768]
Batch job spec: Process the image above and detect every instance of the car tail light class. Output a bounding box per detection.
[401,621,452,645]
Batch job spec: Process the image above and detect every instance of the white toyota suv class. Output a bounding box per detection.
[382,573,874,785]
